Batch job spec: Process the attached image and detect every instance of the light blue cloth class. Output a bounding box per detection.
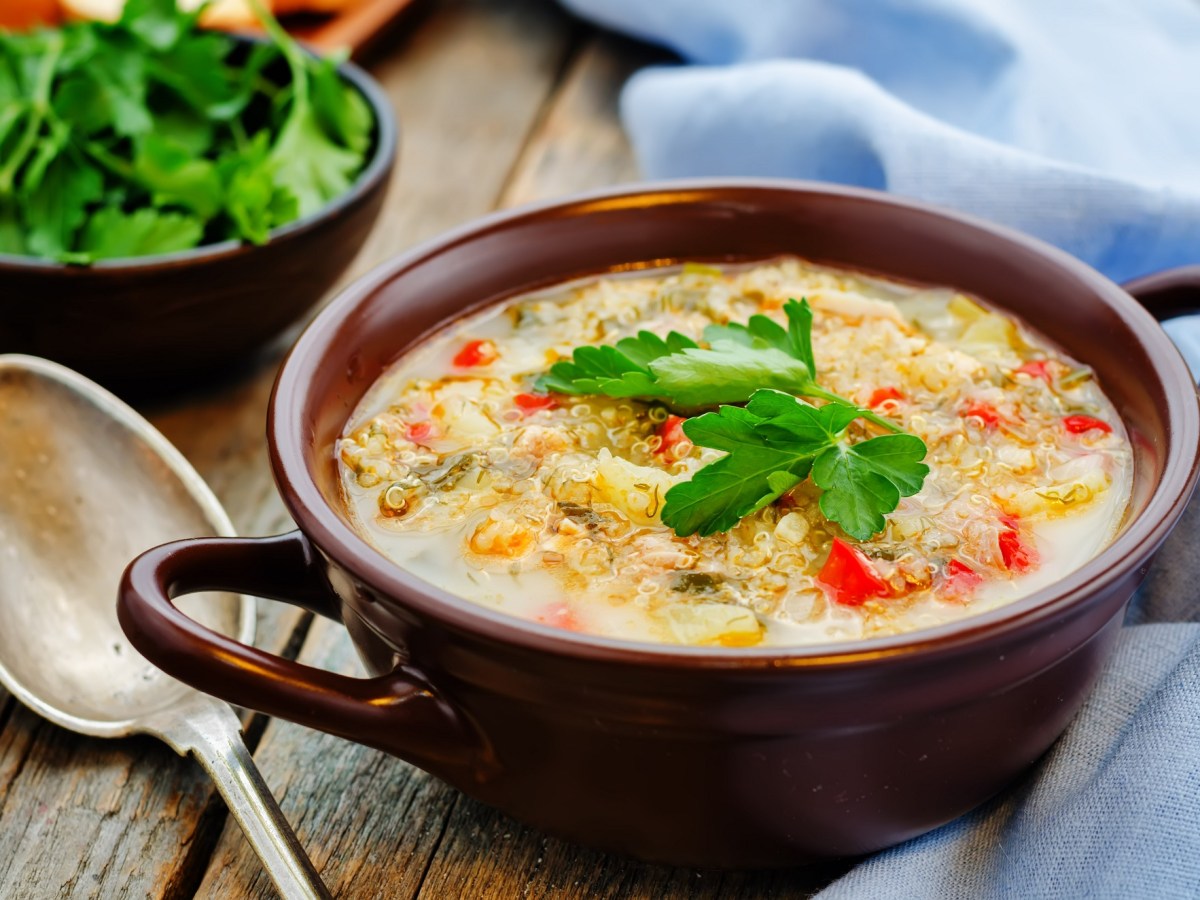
[560,0,1200,285]
[554,1,1200,896]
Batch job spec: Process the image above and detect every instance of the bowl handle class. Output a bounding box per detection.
[118,531,487,777]
[1122,265,1200,319]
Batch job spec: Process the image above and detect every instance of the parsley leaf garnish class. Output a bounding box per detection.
[537,295,930,539]
[539,299,896,432]
[657,399,824,537]
[537,330,698,399]
[810,433,929,540]
[649,343,819,407]
[661,391,929,540]
[703,298,816,376]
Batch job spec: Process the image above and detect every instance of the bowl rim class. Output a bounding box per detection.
[0,34,397,273]
[269,178,1200,670]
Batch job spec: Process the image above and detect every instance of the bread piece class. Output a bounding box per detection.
[60,0,257,27]
[60,0,358,29]
[57,0,122,22]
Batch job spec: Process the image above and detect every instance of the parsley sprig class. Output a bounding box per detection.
[539,299,899,433]
[662,390,928,538]
[537,298,930,540]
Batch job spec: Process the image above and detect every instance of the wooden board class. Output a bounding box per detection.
[291,0,425,57]
[21,0,422,58]
[0,1,850,896]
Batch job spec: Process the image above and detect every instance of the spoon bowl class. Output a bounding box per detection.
[0,356,250,731]
[0,355,328,899]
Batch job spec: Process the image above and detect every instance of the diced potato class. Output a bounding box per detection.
[432,396,500,446]
[905,348,984,391]
[996,445,1037,474]
[947,293,989,322]
[454,468,492,492]
[593,449,678,526]
[655,602,764,647]
[888,514,935,543]
[945,293,1025,354]
[775,512,810,545]
[1006,455,1111,517]
[543,451,603,505]
[810,290,906,324]
[959,314,1018,353]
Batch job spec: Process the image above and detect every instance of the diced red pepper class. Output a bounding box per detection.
[535,602,580,631]
[452,338,498,368]
[1015,360,1054,384]
[514,392,557,414]
[998,527,1035,573]
[405,421,437,444]
[655,414,693,457]
[1062,414,1112,435]
[868,387,905,408]
[816,538,890,607]
[943,558,983,599]
[961,401,1003,427]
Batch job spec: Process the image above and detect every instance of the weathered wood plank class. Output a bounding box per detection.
[192,0,580,896]
[0,712,223,899]
[344,0,581,272]
[195,619,462,900]
[499,33,662,209]
[149,366,309,655]
[0,0,575,896]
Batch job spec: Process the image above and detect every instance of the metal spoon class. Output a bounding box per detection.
[0,355,331,900]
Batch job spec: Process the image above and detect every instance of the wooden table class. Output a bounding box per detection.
[0,2,848,895]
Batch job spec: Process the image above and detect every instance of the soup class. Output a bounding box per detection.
[338,258,1132,647]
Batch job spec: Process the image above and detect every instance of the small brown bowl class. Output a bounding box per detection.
[0,40,397,394]
[120,181,1200,868]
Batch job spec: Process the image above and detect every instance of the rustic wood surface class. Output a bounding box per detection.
[0,1,850,896]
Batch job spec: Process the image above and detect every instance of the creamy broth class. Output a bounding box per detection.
[338,259,1132,647]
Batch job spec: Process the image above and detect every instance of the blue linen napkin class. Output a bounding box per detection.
[559,0,1200,286]
[555,1,1200,895]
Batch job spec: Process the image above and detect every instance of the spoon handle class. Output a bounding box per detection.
[160,696,333,900]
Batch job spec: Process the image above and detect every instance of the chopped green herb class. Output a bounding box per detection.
[671,572,724,594]
[0,0,372,263]
[79,206,203,260]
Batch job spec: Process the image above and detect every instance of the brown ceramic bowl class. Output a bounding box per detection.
[0,40,396,394]
[119,181,1200,868]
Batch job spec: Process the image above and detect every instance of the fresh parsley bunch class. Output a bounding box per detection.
[0,0,372,263]
[538,298,930,540]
